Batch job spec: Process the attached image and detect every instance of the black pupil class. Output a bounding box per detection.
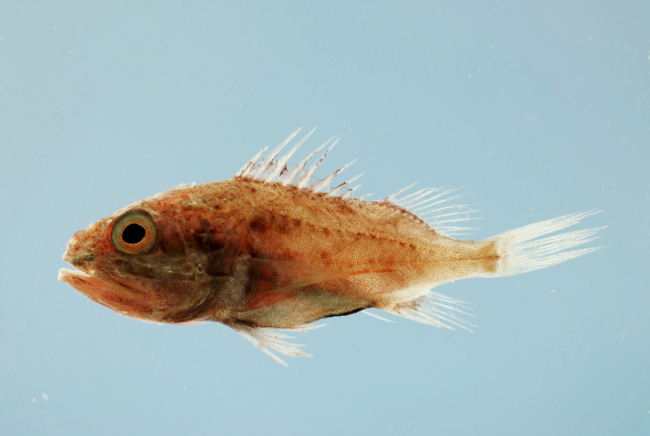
[122,223,146,244]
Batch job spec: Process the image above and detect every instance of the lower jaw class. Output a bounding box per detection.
[58,267,156,321]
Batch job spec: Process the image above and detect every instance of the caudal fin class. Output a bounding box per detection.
[490,211,605,277]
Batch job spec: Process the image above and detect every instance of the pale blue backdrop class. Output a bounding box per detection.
[1,2,649,435]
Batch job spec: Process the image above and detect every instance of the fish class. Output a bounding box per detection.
[58,128,604,365]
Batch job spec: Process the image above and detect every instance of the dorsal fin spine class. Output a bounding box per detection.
[340,184,361,199]
[278,138,332,186]
[357,193,373,201]
[268,127,317,182]
[236,147,268,177]
[248,129,301,179]
[329,172,365,196]
[296,140,338,188]
[311,160,357,192]
[238,132,364,199]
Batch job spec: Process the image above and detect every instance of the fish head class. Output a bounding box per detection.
[59,190,224,324]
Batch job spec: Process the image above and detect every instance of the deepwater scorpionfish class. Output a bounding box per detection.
[59,129,603,364]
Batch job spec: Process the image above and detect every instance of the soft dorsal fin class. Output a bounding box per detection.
[385,185,482,237]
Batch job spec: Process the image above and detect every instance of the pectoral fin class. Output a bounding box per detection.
[245,258,394,310]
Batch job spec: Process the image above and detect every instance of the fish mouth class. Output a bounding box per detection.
[58,266,154,320]
[60,244,131,308]
[60,227,157,320]
[58,267,123,307]
[59,248,109,297]
[59,267,114,304]
[58,267,108,293]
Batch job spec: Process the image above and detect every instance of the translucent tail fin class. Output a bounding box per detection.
[491,211,605,277]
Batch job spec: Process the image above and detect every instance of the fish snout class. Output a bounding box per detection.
[63,230,96,267]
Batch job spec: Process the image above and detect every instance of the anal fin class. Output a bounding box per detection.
[379,289,475,331]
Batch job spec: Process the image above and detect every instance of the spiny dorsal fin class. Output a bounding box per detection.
[236,128,362,198]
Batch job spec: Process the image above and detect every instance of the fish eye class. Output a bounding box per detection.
[111,210,157,254]
[122,223,146,244]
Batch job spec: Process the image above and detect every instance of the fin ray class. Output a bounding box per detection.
[388,185,481,236]
[378,289,475,331]
[237,131,364,198]
[230,323,311,366]
[491,211,605,276]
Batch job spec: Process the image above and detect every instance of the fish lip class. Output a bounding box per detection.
[58,267,145,319]
[59,256,158,313]
[58,267,90,281]
[58,266,147,314]
[57,267,115,291]
[57,267,118,307]
[58,261,126,296]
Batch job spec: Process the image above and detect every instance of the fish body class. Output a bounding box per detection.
[59,130,603,364]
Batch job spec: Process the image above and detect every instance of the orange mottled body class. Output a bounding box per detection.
[59,130,602,364]
[215,178,498,327]
[62,178,497,329]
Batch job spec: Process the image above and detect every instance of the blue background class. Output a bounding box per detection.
[1,1,649,435]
